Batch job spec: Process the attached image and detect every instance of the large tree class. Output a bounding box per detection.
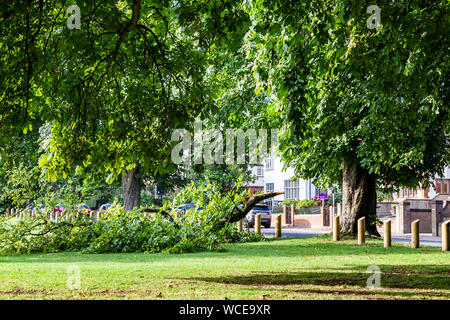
[244,0,449,235]
[0,0,249,210]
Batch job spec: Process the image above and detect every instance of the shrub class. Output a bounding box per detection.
[0,178,264,255]
[296,199,317,208]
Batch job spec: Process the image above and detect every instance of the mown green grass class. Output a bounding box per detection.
[0,235,448,300]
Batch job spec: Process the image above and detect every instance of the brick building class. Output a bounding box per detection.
[392,167,450,200]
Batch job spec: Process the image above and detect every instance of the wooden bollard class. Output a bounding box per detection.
[333,216,340,241]
[411,219,420,248]
[275,214,281,238]
[6,208,9,217]
[237,219,243,232]
[255,214,261,234]
[384,220,391,248]
[442,220,449,252]
[358,217,365,245]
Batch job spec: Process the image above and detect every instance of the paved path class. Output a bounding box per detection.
[388,234,442,248]
[254,227,443,247]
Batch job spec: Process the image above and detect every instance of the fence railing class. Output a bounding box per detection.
[2,208,103,222]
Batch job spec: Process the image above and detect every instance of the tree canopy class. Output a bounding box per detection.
[244,0,449,234]
[1,1,448,235]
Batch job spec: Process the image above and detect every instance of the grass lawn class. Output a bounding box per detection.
[0,235,448,300]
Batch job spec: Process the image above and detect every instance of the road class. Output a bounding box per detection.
[253,227,443,247]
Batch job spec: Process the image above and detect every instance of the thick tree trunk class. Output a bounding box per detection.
[122,164,142,211]
[340,159,380,237]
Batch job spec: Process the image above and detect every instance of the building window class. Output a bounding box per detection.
[265,155,273,171]
[436,180,442,193]
[435,179,450,194]
[266,183,274,193]
[257,165,264,177]
[284,180,299,200]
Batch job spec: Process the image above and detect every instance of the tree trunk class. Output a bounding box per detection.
[340,159,380,237]
[122,164,142,211]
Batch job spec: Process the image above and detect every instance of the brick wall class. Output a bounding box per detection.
[292,206,330,228]
[397,200,434,234]
[432,200,450,236]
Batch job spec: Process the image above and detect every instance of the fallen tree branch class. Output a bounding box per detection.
[144,191,284,227]
[143,207,175,222]
[218,191,284,227]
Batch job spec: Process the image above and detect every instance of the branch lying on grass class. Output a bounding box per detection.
[218,191,284,227]
[144,192,284,227]
[143,207,175,222]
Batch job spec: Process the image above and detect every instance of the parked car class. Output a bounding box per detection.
[244,204,272,228]
[97,203,117,214]
[53,204,65,214]
[175,203,203,213]
[174,204,203,221]
[77,204,92,214]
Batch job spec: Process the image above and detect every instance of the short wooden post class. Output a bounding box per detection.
[275,214,281,238]
[333,216,340,241]
[411,219,420,248]
[384,220,391,248]
[255,214,261,234]
[237,219,243,232]
[6,208,9,217]
[442,220,449,252]
[358,217,365,245]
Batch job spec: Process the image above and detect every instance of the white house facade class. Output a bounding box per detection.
[262,153,318,207]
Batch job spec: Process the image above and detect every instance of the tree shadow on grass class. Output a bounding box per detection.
[179,264,450,292]
[225,237,445,258]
